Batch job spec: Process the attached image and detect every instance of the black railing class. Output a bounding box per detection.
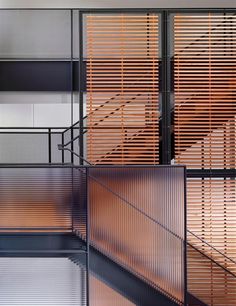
[0,164,186,305]
[0,127,67,164]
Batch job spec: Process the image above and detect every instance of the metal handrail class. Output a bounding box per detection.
[67,148,236,273]
[187,229,236,266]
[75,165,184,242]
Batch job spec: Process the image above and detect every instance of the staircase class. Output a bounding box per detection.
[0,165,187,306]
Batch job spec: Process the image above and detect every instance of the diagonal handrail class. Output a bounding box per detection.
[95,127,147,164]
[69,151,236,278]
[91,169,236,278]
[188,243,236,279]
[187,229,236,266]
[75,166,183,242]
[61,93,143,148]
[64,12,236,135]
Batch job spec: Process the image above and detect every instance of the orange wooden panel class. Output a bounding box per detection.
[85,14,159,165]
[174,13,236,169]
[187,178,236,274]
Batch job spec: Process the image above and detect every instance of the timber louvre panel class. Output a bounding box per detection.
[187,177,236,275]
[85,13,160,165]
[174,13,236,169]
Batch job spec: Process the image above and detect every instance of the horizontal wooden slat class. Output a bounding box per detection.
[188,245,236,306]
[174,13,236,169]
[187,177,236,276]
[85,14,159,165]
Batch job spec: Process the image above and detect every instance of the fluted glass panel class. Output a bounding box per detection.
[88,166,185,304]
[0,256,87,306]
[72,168,87,240]
[0,167,79,232]
[90,275,135,306]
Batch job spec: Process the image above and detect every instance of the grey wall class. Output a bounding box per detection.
[0,10,80,127]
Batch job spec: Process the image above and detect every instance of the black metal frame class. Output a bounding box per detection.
[0,7,235,306]
[0,164,186,306]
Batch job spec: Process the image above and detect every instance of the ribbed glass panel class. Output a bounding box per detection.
[188,244,236,306]
[85,13,160,165]
[0,256,87,306]
[90,275,135,306]
[72,168,87,239]
[188,177,236,275]
[88,166,185,304]
[174,13,236,169]
[0,167,76,232]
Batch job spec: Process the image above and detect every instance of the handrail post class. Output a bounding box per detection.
[71,127,74,164]
[48,128,52,164]
[86,167,90,306]
[62,132,65,163]
[79,11,84,165]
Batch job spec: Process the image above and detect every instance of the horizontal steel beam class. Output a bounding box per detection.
[0,233,86,256]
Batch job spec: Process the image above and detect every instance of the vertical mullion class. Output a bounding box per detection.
[79,11,84,165]
[48,128,51,163]
[161,11,171,164]
[86,167,90,306]
[70,9,74,164]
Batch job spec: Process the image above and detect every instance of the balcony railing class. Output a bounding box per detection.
[0,165,186,305]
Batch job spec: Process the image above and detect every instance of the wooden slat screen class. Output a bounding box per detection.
[174,13,236,169]
[188,244,236,306]
[187,177,236,275]
[85,14,159,165]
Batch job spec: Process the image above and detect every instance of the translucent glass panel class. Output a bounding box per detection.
[0,10,71,59]
[0,257,87,306]
[87,166,185,304]
[84,13,160,165]
[174,13,236,169]
[72,168,87,240]
[90,275,135,306]
[0,131,64,163]
[0,133,48,163]
[0,167,80,232]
